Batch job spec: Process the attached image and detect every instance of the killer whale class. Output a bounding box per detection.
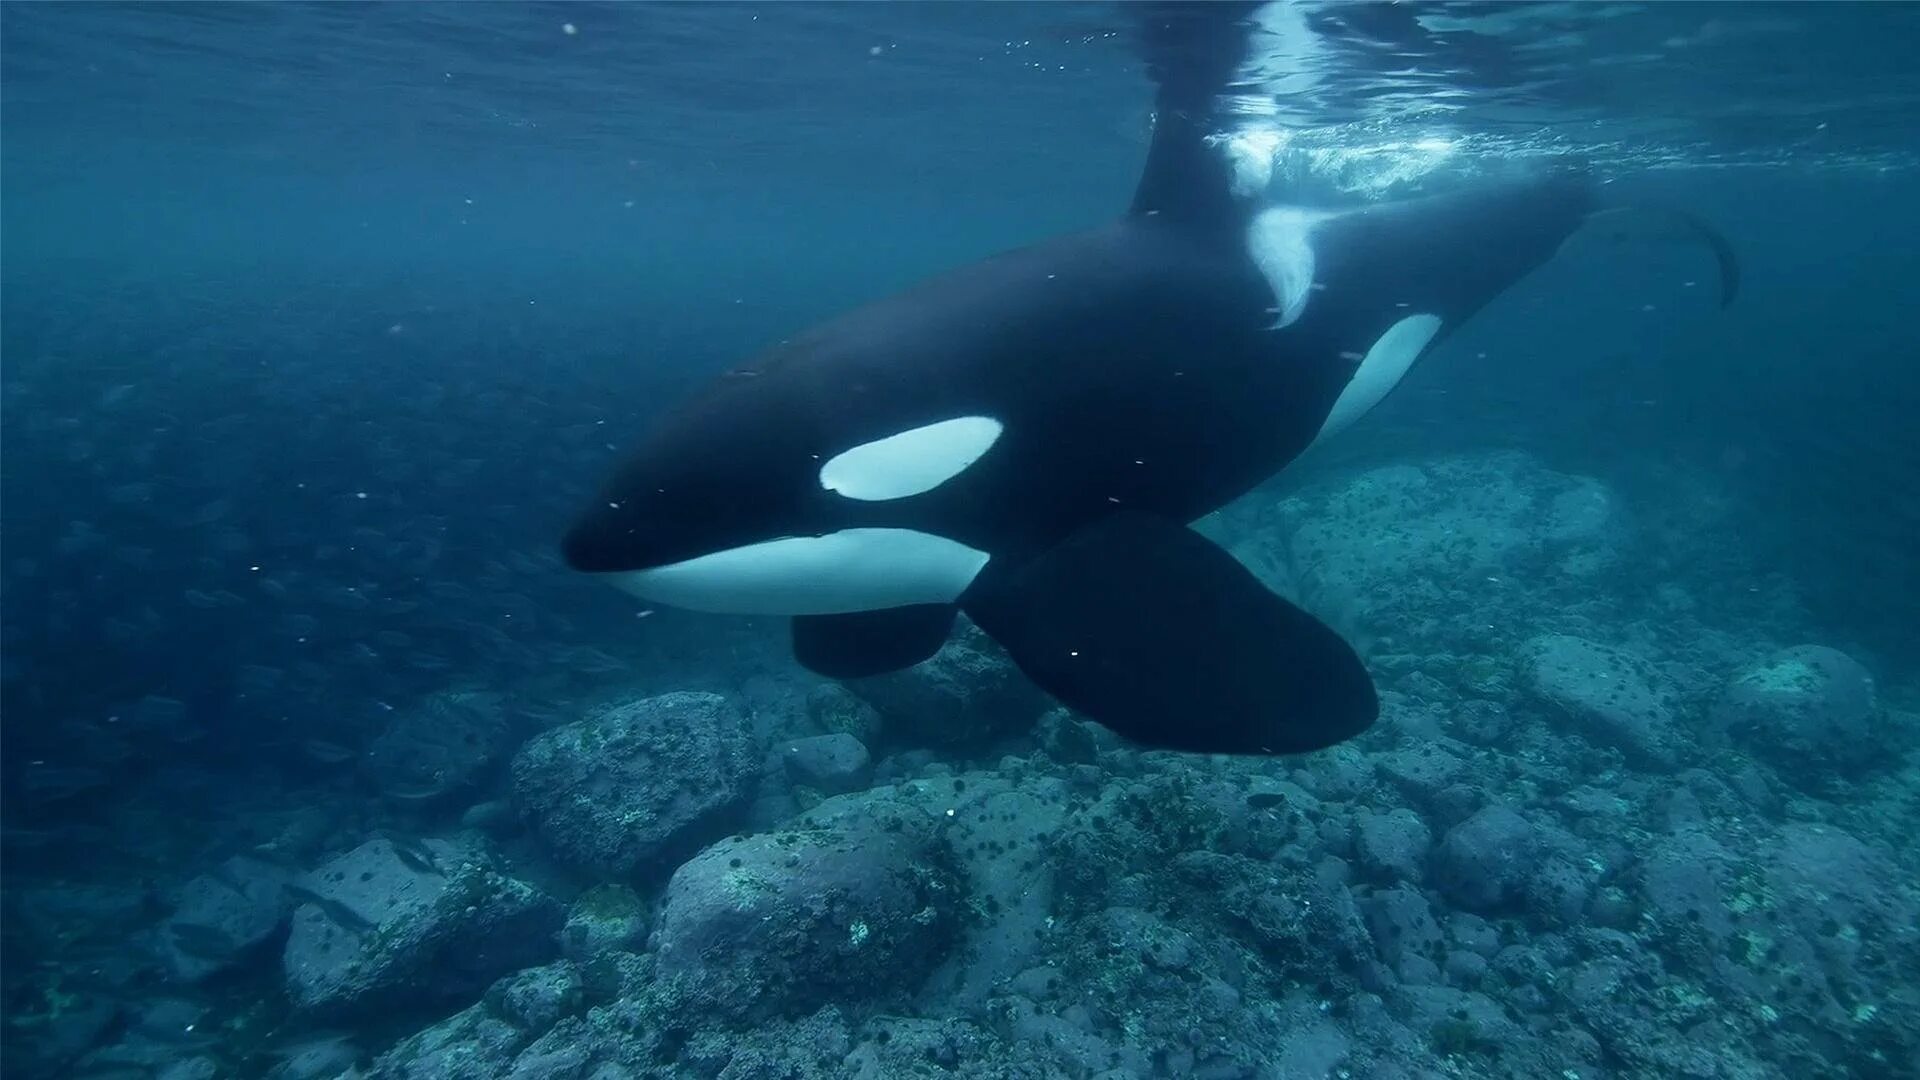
[562,5,1737,755]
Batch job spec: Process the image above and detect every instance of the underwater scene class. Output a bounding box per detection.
[3,3,1918,1078]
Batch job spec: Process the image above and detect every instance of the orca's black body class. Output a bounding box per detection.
[564,5,1735,756]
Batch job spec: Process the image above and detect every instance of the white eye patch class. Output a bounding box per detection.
[818,416,1003,501]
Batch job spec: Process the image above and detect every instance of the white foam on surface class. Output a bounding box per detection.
[1246,206,1327,329]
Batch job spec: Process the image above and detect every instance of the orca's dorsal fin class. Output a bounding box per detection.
[1129,3,1264,231]
[1579,206,1742,307]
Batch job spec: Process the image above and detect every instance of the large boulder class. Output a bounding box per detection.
[512,691,757,878]
[1712,646,1878,776]
[282,836,560,1016]
[652,821,959,1019]
[158,855,294,982]
[908,776,1068,1010]
[1226,453,1625,651]
[1524,634,1682,769]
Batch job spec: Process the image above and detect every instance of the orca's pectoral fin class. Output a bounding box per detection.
[793,604,957,680]
[962,513,1377,755]
[1582,206,1742,307]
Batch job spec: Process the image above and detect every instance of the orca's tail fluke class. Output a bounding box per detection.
[1580,205,1742,307]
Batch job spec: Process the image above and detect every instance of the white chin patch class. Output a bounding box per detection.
[819,416,1003,501]
[1311,313,1443,448]
[1247,206,1327,329]
[605,528,990,616]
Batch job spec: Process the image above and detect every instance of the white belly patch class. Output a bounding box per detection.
[606,528,990,616]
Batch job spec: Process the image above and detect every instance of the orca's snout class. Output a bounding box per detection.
[559,517,602,573]
[561,503,643,574]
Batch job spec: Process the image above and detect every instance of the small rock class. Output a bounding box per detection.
[1366,886,1444,979]
[805,683,882,743]
[1433,806,1541,913]
[1527,858,1592,925]
[781,733,872,794]
[1448,699,1513,745]
[1429,783,1486,830]
[1354,807,1432,884]
[1374,746,1467,808]
[1302,745,1375,800]
[1097,907,1199,972]
[1035,710,1104,765]
[558,885,650,961]
[1587,885,1636,929]
[1447,913,1501,958]
[1542,478,1616,544]
[459,799,517,836]
[486,961,583,1032]
[1444,950,1489,985]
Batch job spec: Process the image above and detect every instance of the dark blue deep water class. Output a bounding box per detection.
[4,4,1918,1077]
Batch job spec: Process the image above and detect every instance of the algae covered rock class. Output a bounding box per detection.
[1433,805,1541,913]
[780,733,872,795]
[1525,634,1682,768]
[558,884,650,961]
[1713,645,1878,775]
[804,682,882,743]
[1366,885,1446,983]
[159,854,294,982]
[363,690,510,803]
[281,836,560,1016]
[1262,453,1625,644]
[512,690,757,878]
[652,822,958,1019]
[1354,807,1432,885]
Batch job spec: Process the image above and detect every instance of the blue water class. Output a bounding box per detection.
[4,4,1919,1077]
